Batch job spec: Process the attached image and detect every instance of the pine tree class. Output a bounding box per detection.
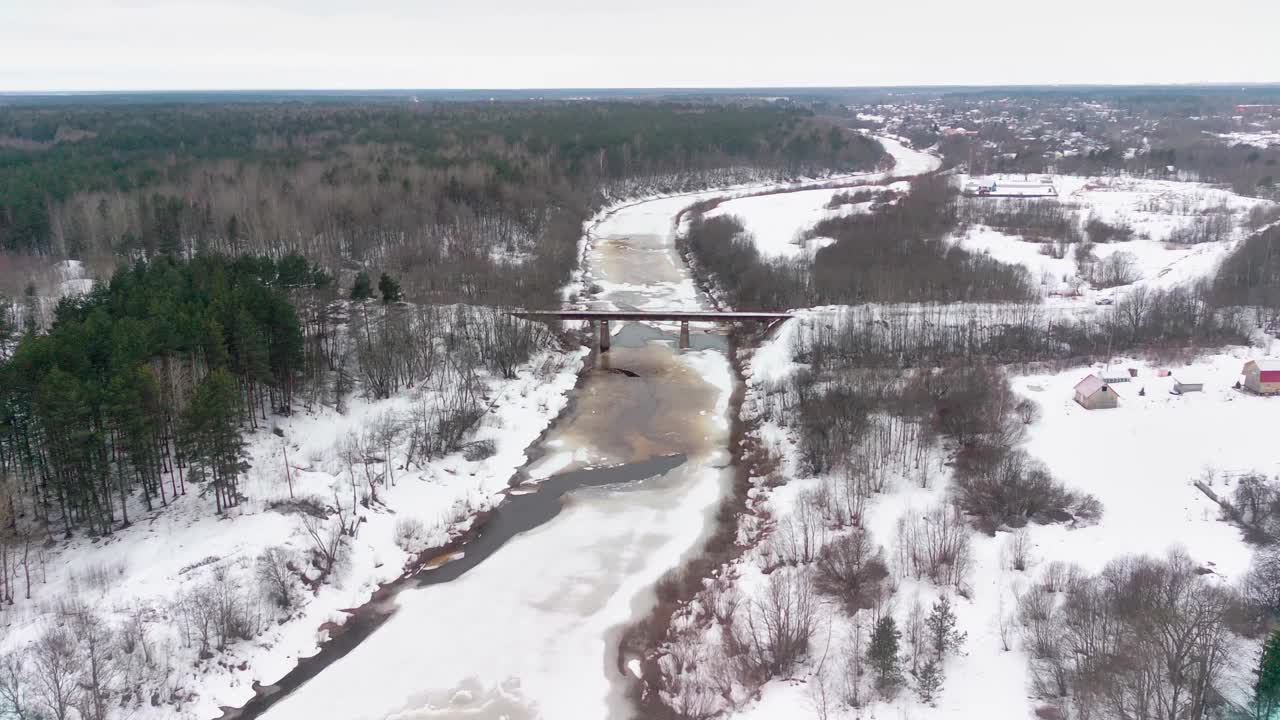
[180,369,247,514]
[1256,628,1280,720]
[378,273,402,304]
[869,615,902,692]
[916,658,943,705]
[226,214,240,252]
[926,595,967,658]
[350,271,373,301]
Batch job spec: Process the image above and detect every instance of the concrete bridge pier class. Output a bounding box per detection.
[679,320,690,350]
[598,320,611,353]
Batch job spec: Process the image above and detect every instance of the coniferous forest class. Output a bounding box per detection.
[1,254,321,537]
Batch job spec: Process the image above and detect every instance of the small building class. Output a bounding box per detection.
[1172,377,1203,394]
[1074,374,1119,410]
[1243,359,1280,395]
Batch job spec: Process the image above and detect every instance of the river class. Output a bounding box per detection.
[255,191,738,720]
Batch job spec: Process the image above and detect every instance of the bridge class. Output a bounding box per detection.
[511,310,793,352]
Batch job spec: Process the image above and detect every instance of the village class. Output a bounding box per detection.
[1072,356,1280,409]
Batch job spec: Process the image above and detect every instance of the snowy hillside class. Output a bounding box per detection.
[0,305,586,720]
[641,306,1269,720]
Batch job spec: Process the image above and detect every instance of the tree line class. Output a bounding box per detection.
[1,102,884,309]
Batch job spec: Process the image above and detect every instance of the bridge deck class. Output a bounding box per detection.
[512,310,792,322]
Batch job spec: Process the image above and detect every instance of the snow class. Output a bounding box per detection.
[953,174,1276,300]
[954,225,1075,286]
[55,259,94,296]
[259,185,742,720]
[715,309,1263,720]
[1014,352,1267,579]
[702,188,884,260]
[0,307,587,720]
[260,349,735,720]
[559,134,938,305]
[690,136,939,261]
[1211,130,1280,148]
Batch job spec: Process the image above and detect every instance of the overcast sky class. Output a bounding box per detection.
[2,0,1277,91]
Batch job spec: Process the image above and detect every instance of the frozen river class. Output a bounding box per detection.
[248,136,938,720]
[256,190,738,720]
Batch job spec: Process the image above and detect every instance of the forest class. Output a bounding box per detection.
[0,102,883,308]
[0,254,322,540]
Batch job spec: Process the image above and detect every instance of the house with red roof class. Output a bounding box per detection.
[1243,359,1280,395]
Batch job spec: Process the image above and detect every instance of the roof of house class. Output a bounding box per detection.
[1246,359,1280,372]
[1074,374,1110,396]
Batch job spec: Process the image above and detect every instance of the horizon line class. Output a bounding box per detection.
[4,81,1280,96]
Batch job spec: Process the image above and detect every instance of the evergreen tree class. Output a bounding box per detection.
[1256,628,1280,720]
[0,294,11,355]
[180,369,247,514]
[0,254,304,533]
[378,273,402,304]
[916,658,943,705]
[226,214,240,252]
[350,271,373,301]
[869,615,902,692]
[926,595,967,658]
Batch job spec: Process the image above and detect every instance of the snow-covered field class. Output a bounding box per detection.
[0,308,587,719]
[954,174,1276,300]
[1211,130,1280,148]
[693,136,939,261]
[691,311,1269,720]
[699,182,904,260]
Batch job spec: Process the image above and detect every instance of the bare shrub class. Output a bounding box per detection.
[953,449,1099,534]
[897,503,972,590]
[1004,528,1034,571]
[768,495,827,566]
[1018,550,1236,716]
[707,575,742,627]
[393,516,431,555]
[1040,560,1078,594]
[210,565,262,650]
[740,570,817,678]
[73,559,129,595]
[256,546,301,610]
[813,530,889,615]
[1085,251,1140,288]
[301,513,348,582]
[1085,217,1135,244]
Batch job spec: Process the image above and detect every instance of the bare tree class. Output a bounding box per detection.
[0,649,34,720]
[813,529,888,615]
[740,569,817,679]
[1004,528,1034,571]
[30,628,81,720]
[69,607,116,720]
[257,546,300,610]
[769,496,827,567]
[301,509,348,582]
[897,503,973,590]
